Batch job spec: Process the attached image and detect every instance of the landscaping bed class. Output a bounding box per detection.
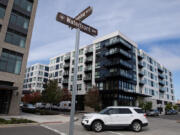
[0,118,35,124]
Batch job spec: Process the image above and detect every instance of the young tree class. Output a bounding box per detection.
[173,104,178,110]
[84,86,101,111]
[165,103,172,111]
[144,101,152,112]
[42,80,62,104]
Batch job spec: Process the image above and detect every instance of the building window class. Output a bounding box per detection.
[14,0,33,13]
[77,74,82,81]
[5,30,26,48]
[78,65,83,72]
[79,49,83,55]
[56,57,60,63]
[77,84,82,91]
[79,57,83,63]
[9,12,30,29]
[0,49,23,74]
[0,6,5,19]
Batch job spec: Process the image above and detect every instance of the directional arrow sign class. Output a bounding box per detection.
[56,12,98,36]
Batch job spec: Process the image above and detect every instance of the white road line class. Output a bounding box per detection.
[110,131,125,135]
[41,125,67,135]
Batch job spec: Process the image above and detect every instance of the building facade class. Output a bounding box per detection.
[0,0,38,115]
[23,63,49,93]
[46,31,175,112]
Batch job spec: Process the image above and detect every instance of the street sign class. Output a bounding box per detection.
[74,6,93,21]
[56,12,98,36]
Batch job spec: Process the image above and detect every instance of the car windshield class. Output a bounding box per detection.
[99,108,109,114]
[27,104,34,107]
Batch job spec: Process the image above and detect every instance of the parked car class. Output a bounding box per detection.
[21,104,36,113]
[35,103,45,109]
[147,109,159,116]
[59,101,71,110]
[45,103,52,109]
[81,106,148,132]
[166,109,178,115]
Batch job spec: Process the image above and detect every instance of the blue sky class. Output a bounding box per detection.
[28,0,180,100]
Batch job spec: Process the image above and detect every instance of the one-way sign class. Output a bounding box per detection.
[56,12,98,36]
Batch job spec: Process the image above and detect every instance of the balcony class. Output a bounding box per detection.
[85,49,93,55]
[63,63,70,69]
[84,66,92,72]
[105,37,132,50]
[85,57,93,64]
[106,70,132,80]
[159,87,166,93]
[138,62,144,68]
[84,76,92,82]
[0,0,8,6]
[105,48,131,59]
[159,80,165,86]
[64,56,70,62]
[63,72,69,77]
[139,80,145,85]
[138,53,144,60]
[158,66,164,72]
[158,74,165,79]
[138,71,145,77]
[63,79,68,84]
[104,59,132,69]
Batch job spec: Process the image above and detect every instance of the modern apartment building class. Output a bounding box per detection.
[23,63,49,93]
[0,0,38,115]
[47,31,175,112]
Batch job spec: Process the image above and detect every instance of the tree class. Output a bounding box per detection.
[84,86,101,111]
[173,104,178,110]
[22,92,41,104]
[144,101,152,112]
[42,80,62,104]
[165,103,172,111]
[60,88,71,101]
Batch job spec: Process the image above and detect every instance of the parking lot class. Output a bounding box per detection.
[43,114,180,135]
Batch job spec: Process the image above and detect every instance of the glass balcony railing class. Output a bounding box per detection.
[64,56,70,61]
[159,87,166,92]
[159,80,165,86]
[139,79,145,85]
[63,64,70,68]
[138,71,145,76]
[84,66,92,72]
[63,79,68,84]
[84,76,92,81]
[105,48,131,59]
[85,57,93,63]
[138,62,144,68]
[158,66,164,72]
[85,49,93,54]
[158,74,165,79]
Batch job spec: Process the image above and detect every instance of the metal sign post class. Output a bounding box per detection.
[56,7,98,135]
[69,28,80,135]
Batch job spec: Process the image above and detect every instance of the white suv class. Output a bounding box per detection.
[81,106,148,132]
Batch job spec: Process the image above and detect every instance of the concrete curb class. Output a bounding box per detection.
[0,123,39,128]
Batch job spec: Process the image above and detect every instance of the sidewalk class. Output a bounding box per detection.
[0,113,71,124]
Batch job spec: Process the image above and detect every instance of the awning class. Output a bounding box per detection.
[0,85,18,91]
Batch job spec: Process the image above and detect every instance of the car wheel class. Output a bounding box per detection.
[92,121,103,132]
[132,121,142,132]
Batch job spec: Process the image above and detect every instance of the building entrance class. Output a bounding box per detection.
[0,90,12,114]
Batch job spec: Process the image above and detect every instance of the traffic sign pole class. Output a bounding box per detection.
[69,28,80,135]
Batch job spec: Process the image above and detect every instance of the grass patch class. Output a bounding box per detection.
[0,118,35,124]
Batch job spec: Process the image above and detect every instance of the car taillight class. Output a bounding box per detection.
[144,113,147,117]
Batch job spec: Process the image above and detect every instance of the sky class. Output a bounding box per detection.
[28,0,180,100]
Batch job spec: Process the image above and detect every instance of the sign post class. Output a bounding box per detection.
[56,7,98,135]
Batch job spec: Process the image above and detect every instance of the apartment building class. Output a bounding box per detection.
[23,63,49,93]
[0,0,38,115]
[47,31,175,112]
[137,49,175,113]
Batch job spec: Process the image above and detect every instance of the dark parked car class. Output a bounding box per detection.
[147,109,159,116]
[165,110,178,115]
[21,104,36,113]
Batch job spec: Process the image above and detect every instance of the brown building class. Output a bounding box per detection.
[0,0,38,115]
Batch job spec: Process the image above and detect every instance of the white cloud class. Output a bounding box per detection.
[28,0,180,64]
[147,45,180,72]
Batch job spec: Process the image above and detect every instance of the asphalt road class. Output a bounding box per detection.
[44,114,180,135]
[0,125,60,135]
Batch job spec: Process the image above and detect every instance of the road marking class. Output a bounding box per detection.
[41,125,67,135]
[110,131,125,135]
